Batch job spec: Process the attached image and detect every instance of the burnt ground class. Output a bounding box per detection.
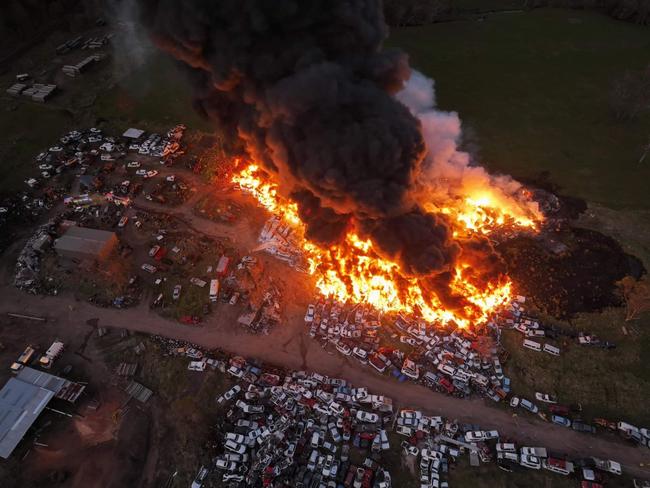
[498,226,644,319]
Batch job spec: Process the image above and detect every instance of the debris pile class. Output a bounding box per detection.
[14,219,56,292]
[255,216,307,271]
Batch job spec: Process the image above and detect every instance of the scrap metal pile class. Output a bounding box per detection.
[168,347,630,488]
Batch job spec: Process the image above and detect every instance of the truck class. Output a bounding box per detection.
[209,279,220,302]
[39,340,64,369]
[592,457,622,475]
[17,345,36,365]
[216,255,230,276]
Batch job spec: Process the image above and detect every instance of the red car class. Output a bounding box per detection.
[438,377,455,394]
[179,315,201,325]
[548,404,570,416]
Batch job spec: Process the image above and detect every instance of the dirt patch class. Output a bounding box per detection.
[499,226,644,318]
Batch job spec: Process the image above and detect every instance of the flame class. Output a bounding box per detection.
[232,163,540,328]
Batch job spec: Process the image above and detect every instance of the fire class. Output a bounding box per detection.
[232,163,540,328]
[434,193,539,237]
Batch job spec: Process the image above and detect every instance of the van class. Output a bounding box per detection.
[543,344,560,356]
[523,339,541,352]
[307,449,318,471]
[311,431,320,448]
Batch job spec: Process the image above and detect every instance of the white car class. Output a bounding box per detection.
[146,170,159,178]
[135,169,147,176]
[141,263,157,274]
[399,410,422,420]
[217,385,241,404]
[352,347,368,362]
[496,443,517,453]
[336,342,352,356]
[520,454,541,470]
[225,433,245,444]
[166,174,176,182]
[535,392,558,404]
[520,398,539,414]
[224,439,246,454]
[356,410,379,423]
[173,285,182,300]
[465,431,486,442]
[222,474,243,482]
[304,304,315,323]
[509,396,520,408]
[421,449,443,461]
[127,161,141,168]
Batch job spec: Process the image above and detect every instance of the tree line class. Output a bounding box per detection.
[383,0,650,26]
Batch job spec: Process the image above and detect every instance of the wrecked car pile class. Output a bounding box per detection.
[150,336,628,488]
[304,299,515,402]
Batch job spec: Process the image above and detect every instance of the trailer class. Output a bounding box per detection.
[39,340,64,369]
[216,256,231,276]
[209,279,220,302]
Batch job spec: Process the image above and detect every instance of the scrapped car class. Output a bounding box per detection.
[356,410,379,423]
[551,415,571,428]
[519,398,539,414]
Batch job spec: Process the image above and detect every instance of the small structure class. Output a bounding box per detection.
[22,83,57,103]
[54,226,118,261]
[122,128,145,140]
[125,381,153,403]
[62,54,106,77]
[0,367,85,458]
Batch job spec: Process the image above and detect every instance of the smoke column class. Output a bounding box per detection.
[137,0,528,312]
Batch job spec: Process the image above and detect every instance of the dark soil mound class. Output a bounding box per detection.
[498,227,644,318]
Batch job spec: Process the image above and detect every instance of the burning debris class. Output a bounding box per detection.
[140,0,544,329]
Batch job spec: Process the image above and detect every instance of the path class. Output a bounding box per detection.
[1,286,649,479]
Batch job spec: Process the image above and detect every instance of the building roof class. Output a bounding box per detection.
[54,226,116,257]
[0,367,86,459]
[125,381,153,403]
[0,367,66,458]
[122,127,145,139]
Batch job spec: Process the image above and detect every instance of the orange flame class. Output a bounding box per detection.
[233,163,539,328]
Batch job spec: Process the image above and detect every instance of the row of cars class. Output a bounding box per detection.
[304,298,515,402]
[149,335,638,488]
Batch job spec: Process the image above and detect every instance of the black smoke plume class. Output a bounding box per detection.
[138,0,496,284]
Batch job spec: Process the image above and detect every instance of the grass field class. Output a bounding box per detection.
[502,307,650,426]
[94,53,212,134]
[389,8,650,209]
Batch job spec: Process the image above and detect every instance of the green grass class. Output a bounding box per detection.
[502,307,650,426]
[0,103,74,193]
[94,53,212,134]
[388,8,650,209]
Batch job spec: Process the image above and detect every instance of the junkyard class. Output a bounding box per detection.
[2,1,650,488]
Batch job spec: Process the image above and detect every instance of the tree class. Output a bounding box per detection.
[618,275,650,321]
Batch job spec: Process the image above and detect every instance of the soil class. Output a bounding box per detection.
[498,226,645,318]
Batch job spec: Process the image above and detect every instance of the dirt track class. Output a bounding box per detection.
[1,286,650,479]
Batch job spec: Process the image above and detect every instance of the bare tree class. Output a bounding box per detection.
[618,276,650,321]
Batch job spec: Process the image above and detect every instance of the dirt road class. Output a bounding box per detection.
[1,286,649,479]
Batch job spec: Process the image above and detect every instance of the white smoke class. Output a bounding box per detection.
[397,70,541,221]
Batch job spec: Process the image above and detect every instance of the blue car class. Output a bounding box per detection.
[551,415,571,427]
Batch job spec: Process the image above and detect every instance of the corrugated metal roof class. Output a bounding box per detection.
[0,378,55,459]
[122,128,144,139]
[0,367,85,459]
[54,226,116,257]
